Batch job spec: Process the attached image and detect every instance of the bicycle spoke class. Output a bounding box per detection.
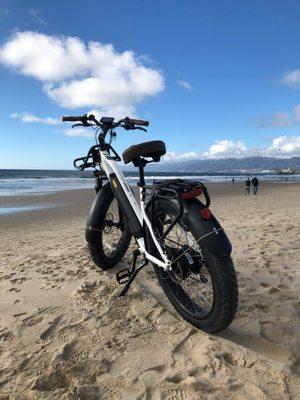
[155,210,215,317]
[189,274,214,293]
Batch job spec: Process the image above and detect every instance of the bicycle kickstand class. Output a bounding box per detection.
[116,249,148,297]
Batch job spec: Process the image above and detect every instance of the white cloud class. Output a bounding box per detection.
[10,112,60,125]
[282,68,300,87]
[203,140,247,158]
[265,135,300,156]
[163,135,300,161]
[0,31,164,113]
[251,112,292,128]
[176,79,193,91]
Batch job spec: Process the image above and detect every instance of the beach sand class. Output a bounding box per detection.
[0,182,299,399]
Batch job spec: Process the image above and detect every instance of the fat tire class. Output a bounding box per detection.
[88,184,132,270]
[147,198,238,333]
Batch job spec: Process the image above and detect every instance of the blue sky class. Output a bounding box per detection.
[0,0,300,169]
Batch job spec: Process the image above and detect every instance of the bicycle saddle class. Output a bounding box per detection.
[122,140,166,165]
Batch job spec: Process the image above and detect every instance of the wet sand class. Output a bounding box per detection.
[0,181,299,399]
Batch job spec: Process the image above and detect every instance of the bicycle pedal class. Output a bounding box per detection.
[116,268,132,284]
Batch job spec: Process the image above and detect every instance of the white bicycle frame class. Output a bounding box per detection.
[100,150,172,270]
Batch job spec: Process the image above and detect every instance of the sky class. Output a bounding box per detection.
[0,0,300,169]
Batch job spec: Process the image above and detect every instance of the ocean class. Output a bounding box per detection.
[0,169,299,196]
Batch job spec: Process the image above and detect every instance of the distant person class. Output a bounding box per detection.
[245,178,251,195]
[232,177,235,185]
[251,176,259,195]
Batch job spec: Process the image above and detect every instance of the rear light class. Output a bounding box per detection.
[181,187,202,200]
[201,207,212,220]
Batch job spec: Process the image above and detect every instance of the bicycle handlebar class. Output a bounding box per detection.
[62,116,84,122]
[65,114,149,171]
[62,114,149,128]
[62,114,99,126]
[125,118,149,127]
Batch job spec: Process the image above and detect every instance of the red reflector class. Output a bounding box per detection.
[181,188,202,200]
[201,208,212,220]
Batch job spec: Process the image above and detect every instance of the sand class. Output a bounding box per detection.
[0,182,299,399]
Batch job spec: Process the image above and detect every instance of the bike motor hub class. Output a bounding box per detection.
[169,245,203,280]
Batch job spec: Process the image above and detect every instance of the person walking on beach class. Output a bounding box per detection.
[251,176,259,195]
[232,177,235,185]
[245,177,251,195]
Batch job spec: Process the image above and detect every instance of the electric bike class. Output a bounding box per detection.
[62,114,238,333]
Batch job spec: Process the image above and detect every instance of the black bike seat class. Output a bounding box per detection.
[122,140,166,165]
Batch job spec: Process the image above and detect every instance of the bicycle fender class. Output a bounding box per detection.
[85,184,111,243]
[145,197,232,258]
[182,198,232,257]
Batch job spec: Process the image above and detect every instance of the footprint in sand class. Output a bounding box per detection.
[260,321,296,344]
[57,322,87,341]
[40,314,63,341]
[31,367,70,391]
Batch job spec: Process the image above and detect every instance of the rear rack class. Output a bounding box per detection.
[142,178,211,208]
[142,178,211,241]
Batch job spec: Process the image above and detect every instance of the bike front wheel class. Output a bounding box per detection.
[147,198,238,333]
[87,183,132,270]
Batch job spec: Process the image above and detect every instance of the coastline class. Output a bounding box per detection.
[0,181,299,398]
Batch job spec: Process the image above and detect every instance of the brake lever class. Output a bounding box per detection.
[72,123,85,128]
[133,126,147,132]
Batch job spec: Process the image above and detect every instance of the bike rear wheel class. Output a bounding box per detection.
[147,198,238,333]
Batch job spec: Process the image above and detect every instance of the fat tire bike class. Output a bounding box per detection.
[62,114,238,333]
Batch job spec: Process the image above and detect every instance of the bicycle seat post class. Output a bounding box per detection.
[138,163,146,187]
[133,157,148,202]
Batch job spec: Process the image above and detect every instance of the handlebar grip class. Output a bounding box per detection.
[62,116,83,122]
[129,118,149,126]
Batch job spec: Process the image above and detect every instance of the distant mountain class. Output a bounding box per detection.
[141,156,300,173]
